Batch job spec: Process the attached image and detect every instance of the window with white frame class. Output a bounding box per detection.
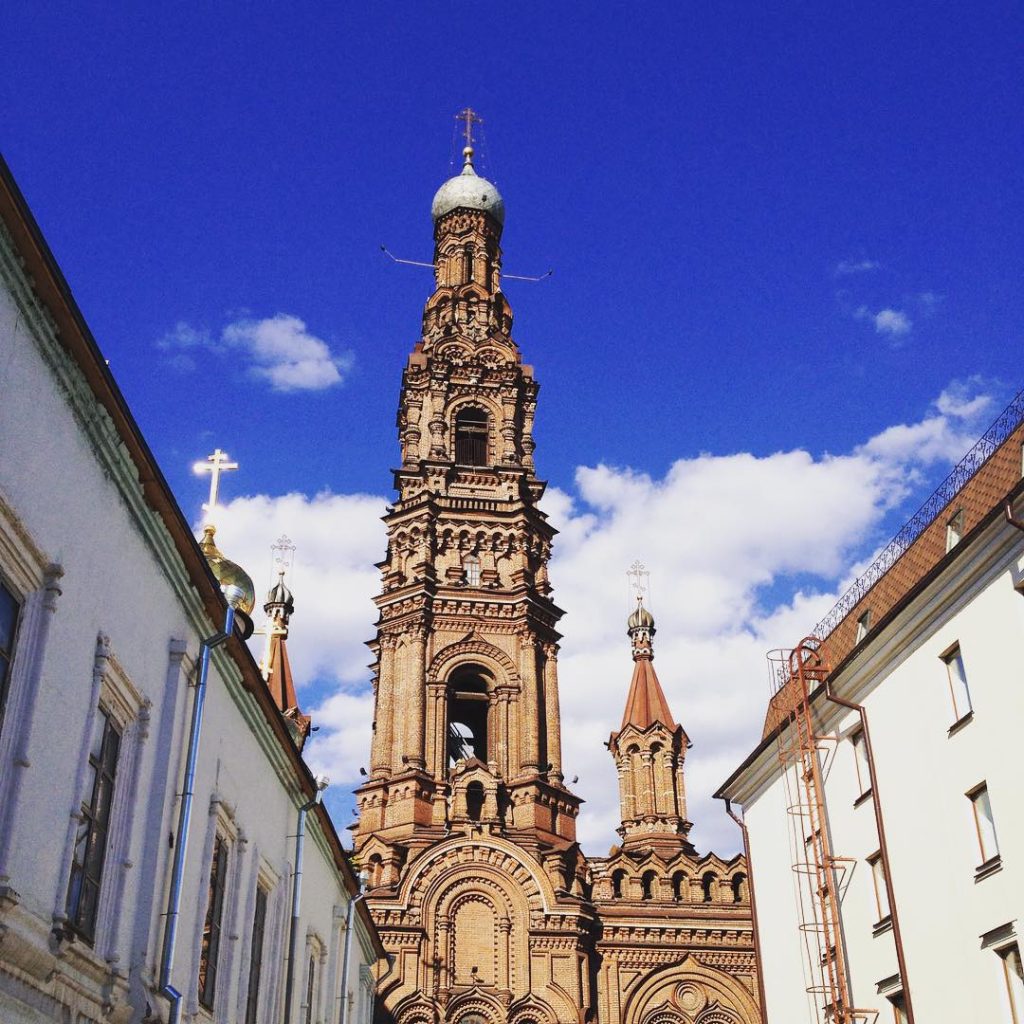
[855,610,871,643]
[868,852,890,925]
[888,991,908,1024]
[463,554,481,587]
[969,783,1000,866]
[942,644,972,723]
[946,508,965,552]
[0,578,20,732]
[851,729,871,798]
[244,883,270,1024]
[999,943,1024,1023]
[65,706,122,943]
[199,834,230,1010]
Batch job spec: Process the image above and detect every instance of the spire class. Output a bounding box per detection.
[259,535,310,750]
[609,566,694,855]
[620,597,677,731]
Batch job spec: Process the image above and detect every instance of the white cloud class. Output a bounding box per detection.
[204,381,996,855]
[160,313,353,392]
[855,305,912,339]
[834,259,880,276]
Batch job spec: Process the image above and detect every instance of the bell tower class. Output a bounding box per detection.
[353,116,580,863]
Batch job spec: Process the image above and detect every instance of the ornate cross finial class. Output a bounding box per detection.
[627,560,650,605]
[271,534,296,579]
[193,448,238,525]
[456,107,483,149]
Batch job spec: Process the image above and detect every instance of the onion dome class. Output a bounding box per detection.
[199,525,256,615]
[627,600,655,631]
[431,146,505,225]
[264,570,295,620]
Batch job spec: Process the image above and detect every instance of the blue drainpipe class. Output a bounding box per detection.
[158,604,235,1024]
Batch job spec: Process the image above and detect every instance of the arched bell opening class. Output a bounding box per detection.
[447,665,493,767]
[454,407,489,466]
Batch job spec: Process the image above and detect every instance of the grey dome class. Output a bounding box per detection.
[431,157,505,225]
[265,572,294,616]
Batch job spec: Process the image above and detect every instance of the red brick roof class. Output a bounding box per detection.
[621,655,678,731]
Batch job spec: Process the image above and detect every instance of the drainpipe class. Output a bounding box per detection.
[283,778,329,1024]
[824,684,916,1024]
[339,872,368,1024]
[159,604,235,1024]
[724,799,769,1024]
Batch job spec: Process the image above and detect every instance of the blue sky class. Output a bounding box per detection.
[4,4,1021,852]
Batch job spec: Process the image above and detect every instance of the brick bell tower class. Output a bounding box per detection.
[352,115,594,1024]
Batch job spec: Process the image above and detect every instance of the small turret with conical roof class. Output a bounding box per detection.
[609,588,694,856]
[259,539,311,750]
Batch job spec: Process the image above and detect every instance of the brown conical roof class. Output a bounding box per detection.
[620,655,677,732]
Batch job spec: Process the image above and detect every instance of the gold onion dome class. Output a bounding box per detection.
[430,146,505,225]
[627,599,655,631]
[199,525,256,615]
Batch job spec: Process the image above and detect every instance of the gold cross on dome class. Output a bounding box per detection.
[193,448,238,524]
[627,560,650,604]
[455,107,483,149]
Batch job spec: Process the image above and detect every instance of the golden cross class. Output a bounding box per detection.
[627,560,650,604]
[193,448,238,523]
[455,107,483,150]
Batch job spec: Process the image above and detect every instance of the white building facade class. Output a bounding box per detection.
[718,400,1024,1024]
[0,158,383,1023]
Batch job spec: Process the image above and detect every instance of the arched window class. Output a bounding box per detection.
[367,853,383,889]
[641,870,657,900]
[732,873,746,903]
[466,781,485,821]
[447,666,491,766]
[455,407,489,466]
[671,870,686,901]
[611,869,626,899]
[702,871,716,903]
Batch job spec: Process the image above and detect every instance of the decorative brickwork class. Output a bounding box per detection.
[354,153,760,1024]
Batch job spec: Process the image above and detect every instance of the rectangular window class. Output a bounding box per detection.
[245,885,269,1024]
[868,852,890,924]
[463,555,481,587]
[305,955,317,1024]
[946,508,965,552]
[969,783,1000,866]
[65,707,122,943]
[1000,943,1024,1023]
[855,610,871,643]
[199,835,230,1009]
[851,729,871,798]
[889,991,908,1024]
[0,579,20,730]
[943,645,972,723]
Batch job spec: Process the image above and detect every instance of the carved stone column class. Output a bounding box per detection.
[617,761,635,822]
[498,917,511,991]
[426,681,447,778]
[406,627,427,769]
[542,643,562,781]
[518,633,540,773]
[371,635,398,778]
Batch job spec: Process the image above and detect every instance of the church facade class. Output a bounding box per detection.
[352,134,761,1024]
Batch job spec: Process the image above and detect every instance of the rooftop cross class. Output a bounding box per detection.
[455,107,483,163]
[193,448,238,525]
[271,534,296,580]
[627,560,650,606]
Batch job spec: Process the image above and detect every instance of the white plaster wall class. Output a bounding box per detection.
[739,534,1024,1023]
[0,256,372,1022]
